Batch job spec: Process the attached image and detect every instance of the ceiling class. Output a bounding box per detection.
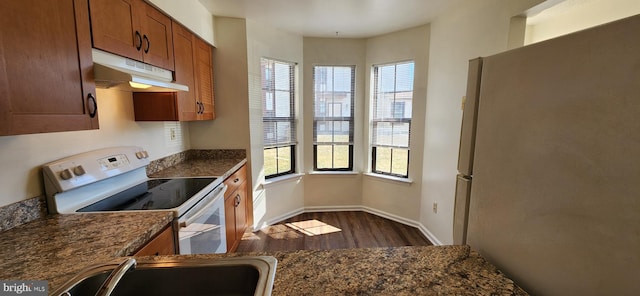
[198,0,462,38]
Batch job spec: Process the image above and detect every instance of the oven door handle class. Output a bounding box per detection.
[179,184,227,228]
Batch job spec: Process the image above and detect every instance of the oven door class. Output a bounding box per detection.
[177,184,227,254]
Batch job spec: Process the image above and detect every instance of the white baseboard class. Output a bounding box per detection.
[256,205,444,246]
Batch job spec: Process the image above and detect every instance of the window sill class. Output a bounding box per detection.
[307,171,360,176]
[263,173,304,187]
[363,172,413,185]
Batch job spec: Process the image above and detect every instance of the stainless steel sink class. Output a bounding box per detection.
[53,256,277,296]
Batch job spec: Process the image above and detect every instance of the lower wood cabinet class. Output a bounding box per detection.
[134,225,176,256]
[224,165,250,252]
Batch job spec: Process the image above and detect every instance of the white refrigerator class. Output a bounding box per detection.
[455,14,640,295]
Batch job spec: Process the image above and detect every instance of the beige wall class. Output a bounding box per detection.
[362,25,430,222]
[245,19,305,228]
[0,89,189,207]
[302,38,366,208]
[148,0,215,45]
[420,0,543,244]
[525,0,640,44]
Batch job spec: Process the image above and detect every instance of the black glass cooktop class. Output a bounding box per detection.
[77,178,216,212]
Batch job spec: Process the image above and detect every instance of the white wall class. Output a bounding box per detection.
[148,0,215,45]
[302,38,366,208]
[420,0,543,245]
[362,25,430,222]
[525,0,640,44]
[0,89,189,207]
[245,19,305,228]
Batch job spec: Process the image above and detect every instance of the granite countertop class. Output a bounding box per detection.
[148,158,246,179]
[0,212,173,292]
[142,245,527,296]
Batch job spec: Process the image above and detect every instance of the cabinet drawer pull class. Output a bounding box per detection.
[233,178,240,183]
[87,93,98,118]
[135,31,142,50]
[143,35,150,53]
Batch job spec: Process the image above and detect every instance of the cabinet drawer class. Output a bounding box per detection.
[224,165,246,199]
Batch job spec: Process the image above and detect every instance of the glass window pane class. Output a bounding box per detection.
[315,120,331,142]
[275,121,292,144]
[314,92,326,117]
[333,121,350,143]
[275,91,290,117]
[263,122,276,146]
[333,67,352,92]
[373,122,393,146]
[274,63,290,91]
[276,146,292,174]
[263,148,277,176]
[391,148,409,176]
[391,122,410,147]
[377,65,395,93]
[316,145,333,169]
[395,62,414,92]
[374,147,392,173]
[333,145,350,168]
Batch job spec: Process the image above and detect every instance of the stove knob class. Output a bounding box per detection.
[142,151,149,158]
[135,152,144,159]
[73,165,86,176]
[59,169,73,180]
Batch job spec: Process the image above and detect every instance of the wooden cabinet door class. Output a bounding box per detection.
[134,226,176,256]
[89,0,142,61]
[172,21,198,121]
[224,193,237,252]
[140,1,174,70]
[0,0,98,136]
[89,0,173,70]
[194,38,215,120]
[234,181,249,242]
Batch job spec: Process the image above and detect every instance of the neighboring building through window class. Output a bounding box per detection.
[313,66,355,171]
[261,58,296,178]
[371,61,414,178]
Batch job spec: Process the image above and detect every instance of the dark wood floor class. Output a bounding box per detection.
[235,211,432,253]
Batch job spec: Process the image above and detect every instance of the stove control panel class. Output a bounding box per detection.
[98,154,131,171]
[42,146,151,195]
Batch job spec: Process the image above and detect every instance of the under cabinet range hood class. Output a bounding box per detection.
[92,49,188,92]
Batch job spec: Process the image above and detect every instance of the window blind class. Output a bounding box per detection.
[261,58,296,149]
[371,61,414,177]
[312,65,355,170]
[262,58,296,178]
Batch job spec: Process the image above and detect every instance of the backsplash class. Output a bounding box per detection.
[0,196,48,231]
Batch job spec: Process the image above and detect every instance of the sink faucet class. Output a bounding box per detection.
[95,258,136,296]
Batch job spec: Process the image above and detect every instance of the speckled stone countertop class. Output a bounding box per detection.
[0,212,173,292]
[148,158,246,179]
[143,245,528,296]
[146,149,246,179]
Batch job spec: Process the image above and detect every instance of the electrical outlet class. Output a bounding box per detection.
[433,202,438,213]
[169,128,176,141]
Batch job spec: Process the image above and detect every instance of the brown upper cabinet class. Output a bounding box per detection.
[0,0,99,136]
[132,22,215,121]
[89,0,175,71]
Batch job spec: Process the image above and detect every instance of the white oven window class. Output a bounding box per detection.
[178,195,226,254]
